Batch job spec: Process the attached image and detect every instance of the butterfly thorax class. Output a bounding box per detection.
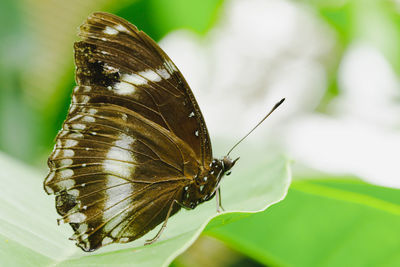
[181,156,237,209]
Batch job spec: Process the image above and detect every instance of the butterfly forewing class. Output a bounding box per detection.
[44,12,213,251]
[77,12,212,165]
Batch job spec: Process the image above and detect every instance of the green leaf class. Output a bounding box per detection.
[0,150,290,266]
[206,179,400,267]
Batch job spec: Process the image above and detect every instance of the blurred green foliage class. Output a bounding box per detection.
[0,0,224,166]
[0,0,36,163]
[307,0,400,113]
[117,0,224,40]
[206,178,400,266]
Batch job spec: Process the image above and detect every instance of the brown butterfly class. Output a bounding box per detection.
[44,12,284,252]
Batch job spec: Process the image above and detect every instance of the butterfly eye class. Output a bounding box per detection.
[226,171,232,176]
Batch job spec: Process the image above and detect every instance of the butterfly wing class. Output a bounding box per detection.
[77,12,212,165]
[44,12,211,251]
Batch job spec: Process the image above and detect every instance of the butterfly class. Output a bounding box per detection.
[44,12,284,252]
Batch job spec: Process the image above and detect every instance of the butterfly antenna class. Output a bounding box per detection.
[226,98,285,156]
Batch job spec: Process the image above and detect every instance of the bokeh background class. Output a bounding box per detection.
[1,0,399,266]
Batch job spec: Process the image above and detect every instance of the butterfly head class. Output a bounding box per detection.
[221,156,239,176]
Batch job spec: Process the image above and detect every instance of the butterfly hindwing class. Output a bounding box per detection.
[44,12,213,251]
[66,180,182,251]
[44,105,188,251]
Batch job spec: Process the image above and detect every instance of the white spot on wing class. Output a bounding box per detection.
[70,114,82,122]
[56,139,62,147]
[115,24,129,33]
[156,68,171,79]
[58,130,67,137]
[101,138,136,228]
[69,132,84,139]
[59,169,74,179]
[110,223,126,238]
[77,223,88,234]
[163,60,177,73]
[115,133,135,149]
[121,73,147,85]
[60,159,73,166]
[83,86,91,92]
[106,218,125,236]
[53,149,60,158]
[114,81,136,95]
[65,140,79,147]
[139,69,161,82]
[81,95,90,104]
[121,113,128,121]
[72,124,86,130]
[103,160,133,178]
[67,212,87,223]
[102,237,114,246]
[195,130,199,136]
[107,147,134,162]
[46,171,55,182]
[104,63,119,72]
[102,176,135,227]
[104,26,118,35]
[63,149,75,157]
[87,108,97,115]
[83,116,95,123]
[68,189,80,197]
[57,179,75,188]
[69,104,77,113]
[44,185,54,194]
[169,60,178,71]
[189,112,195,118]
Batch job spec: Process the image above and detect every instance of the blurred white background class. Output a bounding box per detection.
[160,0,400,188]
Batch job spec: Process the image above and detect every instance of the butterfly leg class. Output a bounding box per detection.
[216,187,225,213]
[144,199,177,245]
